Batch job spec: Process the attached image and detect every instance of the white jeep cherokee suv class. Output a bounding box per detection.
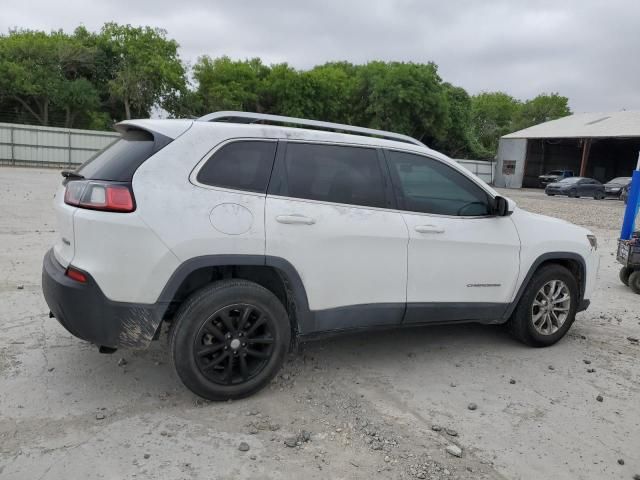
[42,112,599,400]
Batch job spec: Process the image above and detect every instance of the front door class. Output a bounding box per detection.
[384,149,521,324]
[265,141,408,333]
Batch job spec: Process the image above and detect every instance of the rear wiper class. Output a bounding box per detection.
[61,170,84,180]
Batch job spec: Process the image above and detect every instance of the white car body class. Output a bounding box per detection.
[43,114,598,350]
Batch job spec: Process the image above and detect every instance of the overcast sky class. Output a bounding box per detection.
[3,0,639,113]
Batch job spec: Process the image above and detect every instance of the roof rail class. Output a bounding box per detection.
[197,111,425,147]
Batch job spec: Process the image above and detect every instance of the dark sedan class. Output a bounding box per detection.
[603,177,631,199]
[545,177,605,199]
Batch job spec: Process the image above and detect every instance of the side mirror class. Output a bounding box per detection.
[493,196,513,216]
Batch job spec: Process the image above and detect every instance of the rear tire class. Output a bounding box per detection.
[628,271,640,294]
[170,279,291,401]
[508,264,578,347]
[619,266,632,286]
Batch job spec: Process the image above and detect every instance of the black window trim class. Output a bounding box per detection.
[381,147,498,219]
[75,126,173,183]
[189,137,279,196]
[266,139,397,211]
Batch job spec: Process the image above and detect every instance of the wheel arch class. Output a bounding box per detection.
[504,252,586,319]
[156,255,312,339]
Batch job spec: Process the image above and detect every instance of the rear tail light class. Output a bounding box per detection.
[65,266,87,283]
[64,180,135,212]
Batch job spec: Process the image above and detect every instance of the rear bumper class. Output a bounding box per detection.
[41,249,163,349]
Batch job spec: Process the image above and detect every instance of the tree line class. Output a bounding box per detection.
[0,24,571,158]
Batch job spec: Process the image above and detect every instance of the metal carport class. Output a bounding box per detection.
[494,110,640,188]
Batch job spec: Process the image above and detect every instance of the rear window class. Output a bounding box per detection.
[279,143,386,208]
[77,129,166,182]
[196,140,277,193]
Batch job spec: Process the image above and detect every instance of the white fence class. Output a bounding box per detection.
[0,122,496,185]
[0,122,119,168]
[455,159,495,184]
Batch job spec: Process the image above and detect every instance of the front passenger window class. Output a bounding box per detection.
[387,150,491,216]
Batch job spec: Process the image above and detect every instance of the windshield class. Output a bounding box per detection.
[607,177,631,184]
[558,177,581,184]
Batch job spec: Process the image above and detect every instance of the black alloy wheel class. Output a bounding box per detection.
[170,279,290,400]
[194,304,275,385]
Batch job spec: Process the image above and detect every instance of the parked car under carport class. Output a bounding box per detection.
[604,177,631,199]
[545,177,605,199]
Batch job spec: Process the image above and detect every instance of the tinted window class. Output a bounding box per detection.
[78,129,159,181]
[387,151,491,216]
[197,141,277,193]
[281,143,386,208]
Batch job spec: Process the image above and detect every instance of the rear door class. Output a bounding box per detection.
[265,141,408,333]
[384,149,521,324]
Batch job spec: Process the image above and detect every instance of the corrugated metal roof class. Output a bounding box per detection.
[502,110,640,139]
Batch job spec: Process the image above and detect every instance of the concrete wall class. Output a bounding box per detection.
[494,138,527,188]
[0,123,119,168]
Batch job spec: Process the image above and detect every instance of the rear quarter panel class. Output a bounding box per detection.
[132,123,273,264]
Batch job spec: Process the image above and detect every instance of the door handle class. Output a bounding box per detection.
[415,224,444,234]
[276,215,316,225]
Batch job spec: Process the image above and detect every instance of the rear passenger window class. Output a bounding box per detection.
[280,143,386,208]
[197,141,277,193]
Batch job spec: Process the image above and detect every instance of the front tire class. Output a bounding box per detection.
[508,265,578,347]
[619,266,632,286]
[628,271,640,294]
[170,280,291,401]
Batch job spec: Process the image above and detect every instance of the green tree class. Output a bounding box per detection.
[352,61,449,143]
[433,83,489,158]
[192,56,269,113]
[513,93,571,131]
[259,63,303,116]
[471,92,521,154]
[301,62,357,122]
[0,29,98,126]
[97,23,185,119]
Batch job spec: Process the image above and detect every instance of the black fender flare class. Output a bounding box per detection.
[155,254,313,334]
[503,251,587,320]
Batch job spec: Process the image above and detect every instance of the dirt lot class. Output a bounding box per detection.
[0,167,639,480]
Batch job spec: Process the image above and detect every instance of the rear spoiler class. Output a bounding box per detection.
[115,119,193,140]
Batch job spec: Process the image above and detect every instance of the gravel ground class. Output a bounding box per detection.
[0,168,639,480]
